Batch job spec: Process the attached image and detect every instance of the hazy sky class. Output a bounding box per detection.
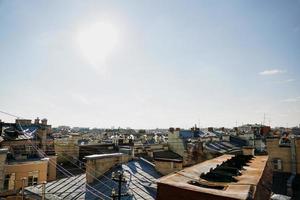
[0,0,300,128]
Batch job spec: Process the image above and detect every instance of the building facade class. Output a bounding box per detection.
[0,118,57,195]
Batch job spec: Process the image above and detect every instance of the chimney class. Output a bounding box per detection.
[41,118,47,125]
[242,146,254,156]
[169,127,175,133]
[34,117,40,125]
[208,127,214,132]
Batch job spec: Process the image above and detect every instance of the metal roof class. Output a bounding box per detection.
[204,141,240,154]
[25,158,162,200]
[153,150,183,162]
[157,155,270,200]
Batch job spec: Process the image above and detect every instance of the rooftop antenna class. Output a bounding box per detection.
[263,113,266,126]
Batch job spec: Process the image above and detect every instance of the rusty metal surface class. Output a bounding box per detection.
[157,154,269,200]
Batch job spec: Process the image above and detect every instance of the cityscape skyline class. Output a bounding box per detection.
[0,0,300,128]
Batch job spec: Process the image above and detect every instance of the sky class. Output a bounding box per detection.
[0,0,300,129]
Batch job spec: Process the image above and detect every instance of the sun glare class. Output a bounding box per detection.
[77,22,119,67]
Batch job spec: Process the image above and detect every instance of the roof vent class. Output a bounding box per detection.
[200,155,253,183]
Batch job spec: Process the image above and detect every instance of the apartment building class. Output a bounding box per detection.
[0,118,57,196]
[266,135,300,198]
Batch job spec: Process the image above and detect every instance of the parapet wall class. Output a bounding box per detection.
[85,153,130,183]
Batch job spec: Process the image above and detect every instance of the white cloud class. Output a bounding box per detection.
[285,78,295,82]
[259,69,286,75]
[279,78,296,83]
[282,97,300,102]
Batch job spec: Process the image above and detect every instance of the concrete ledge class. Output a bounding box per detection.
[0,148,8,154]
[85,152,123,160]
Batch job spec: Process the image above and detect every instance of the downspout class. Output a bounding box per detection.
[287,135,296,196]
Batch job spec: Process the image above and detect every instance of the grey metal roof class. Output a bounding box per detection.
[25,158,162,200]
[153,150,182,161]
[204,141,241,154]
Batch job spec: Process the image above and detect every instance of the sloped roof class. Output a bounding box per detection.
[25,158,162,200]
[204,141,241,154]
[157,155,270,200]
[153,150,183,162]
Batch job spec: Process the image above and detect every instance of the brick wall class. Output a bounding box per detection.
[85,153,130,184]
[266,138,292,173]
[154,160,182,175]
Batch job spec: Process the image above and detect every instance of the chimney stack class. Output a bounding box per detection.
[242,146,254,156]
[34,117,40,125]
[41,118,47,125]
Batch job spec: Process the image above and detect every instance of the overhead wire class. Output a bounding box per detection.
[1,110,231,199]
[18,127,110,199]
[1,111,110,200]
[1,110,157,199]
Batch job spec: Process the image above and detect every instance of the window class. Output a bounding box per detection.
[4,174,10,190]
[28,176,38,186]
[28,171,39,186]
[273,158,282,171]
[4,173,15,190]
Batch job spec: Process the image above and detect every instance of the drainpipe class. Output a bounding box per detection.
[287,135,296,196]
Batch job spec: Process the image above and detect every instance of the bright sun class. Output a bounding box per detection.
[77,22,119,67]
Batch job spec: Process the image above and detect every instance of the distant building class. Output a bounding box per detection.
[167,127,211,166]
[167,127,245,166]
[291,127,300,135]
[79,143,118,161]
[238,124,271,136]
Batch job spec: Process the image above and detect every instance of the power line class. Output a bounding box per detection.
[1,110,184,199]
[1,110,111,200]
[0,110,21,119]
[18,137,106,199]
[0,111,210,198]
[20,132,110,199]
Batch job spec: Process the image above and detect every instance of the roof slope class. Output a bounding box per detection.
[25,158,162,200]
[157,155,269,200]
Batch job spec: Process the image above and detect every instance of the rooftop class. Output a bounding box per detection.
[25,158,162,200]
[204,141,242,154]
[153,150,183,162]
[7,157,48,165]
[85,152,124,160]
[157,154,269,200]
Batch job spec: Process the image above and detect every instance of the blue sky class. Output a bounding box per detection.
[0,0,299,128]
